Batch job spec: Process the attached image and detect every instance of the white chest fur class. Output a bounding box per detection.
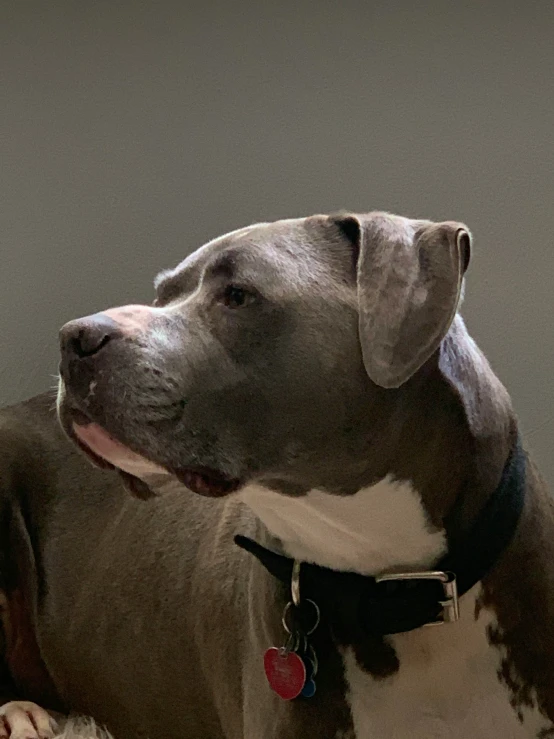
[240,476,446,574]
[240,478,550,738]
[343,588,548,739]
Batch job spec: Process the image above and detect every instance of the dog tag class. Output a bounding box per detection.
[264,647,307,700]
[299,649,317,699]
[300,677,317,698]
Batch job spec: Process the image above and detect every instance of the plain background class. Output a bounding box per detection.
[1,2,552,483]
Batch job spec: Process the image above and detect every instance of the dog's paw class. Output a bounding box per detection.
[0,701,57,739]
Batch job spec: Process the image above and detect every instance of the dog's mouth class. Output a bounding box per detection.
[68,410,241,500]
[172,468,241,497]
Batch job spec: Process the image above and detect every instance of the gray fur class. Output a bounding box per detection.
[3,210,543,739]
[58,212,469,495]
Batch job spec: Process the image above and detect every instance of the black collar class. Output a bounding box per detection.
[235,434,525,639]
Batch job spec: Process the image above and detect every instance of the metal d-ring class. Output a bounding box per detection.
[282,599,321,637]
[291,560,301,607]
[280,631,299,655]
[283,559,321,638]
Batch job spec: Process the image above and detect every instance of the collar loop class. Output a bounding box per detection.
[235,433,525,638]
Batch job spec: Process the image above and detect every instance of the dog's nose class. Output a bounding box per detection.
[59,314,121,360]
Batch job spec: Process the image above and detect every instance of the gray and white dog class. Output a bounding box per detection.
[0,212,552,739]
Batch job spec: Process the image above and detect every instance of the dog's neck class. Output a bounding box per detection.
[241,316,516,577]
[240,477,447,575]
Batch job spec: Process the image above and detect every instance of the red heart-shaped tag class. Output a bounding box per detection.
[263,647,306,700]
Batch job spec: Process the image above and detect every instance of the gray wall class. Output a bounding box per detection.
[1,2,553,482]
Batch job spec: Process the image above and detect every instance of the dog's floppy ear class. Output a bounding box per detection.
[332,211,472,389]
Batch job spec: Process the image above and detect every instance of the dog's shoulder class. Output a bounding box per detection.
[0,393,66,486]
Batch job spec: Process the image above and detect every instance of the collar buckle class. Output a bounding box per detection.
[375,570,460,626]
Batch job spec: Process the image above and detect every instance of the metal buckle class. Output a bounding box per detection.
[374,570,460,626]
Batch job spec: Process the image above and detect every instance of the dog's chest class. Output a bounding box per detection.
[340,590,549,739]
[240,480,551,738]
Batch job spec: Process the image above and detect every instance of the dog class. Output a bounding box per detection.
[0,211,553,738]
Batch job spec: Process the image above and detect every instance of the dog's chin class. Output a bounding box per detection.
[69,418,242,500]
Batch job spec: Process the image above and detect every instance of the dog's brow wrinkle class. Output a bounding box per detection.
[155,266,199,302]
[207,252,240,279]
[153,270,172,290]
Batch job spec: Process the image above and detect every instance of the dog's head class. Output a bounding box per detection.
[57,212,471,499]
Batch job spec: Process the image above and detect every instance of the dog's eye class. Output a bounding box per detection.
[221,285,256,309]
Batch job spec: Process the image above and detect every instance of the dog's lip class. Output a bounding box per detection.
[70,408,94,427]
[68,417,166,501]
[172,467,242,498]
[67,409,242,499]
[64,411,116,472]
[72,419,168,476]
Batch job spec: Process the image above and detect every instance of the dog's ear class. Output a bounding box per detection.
[332,212,472,389]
